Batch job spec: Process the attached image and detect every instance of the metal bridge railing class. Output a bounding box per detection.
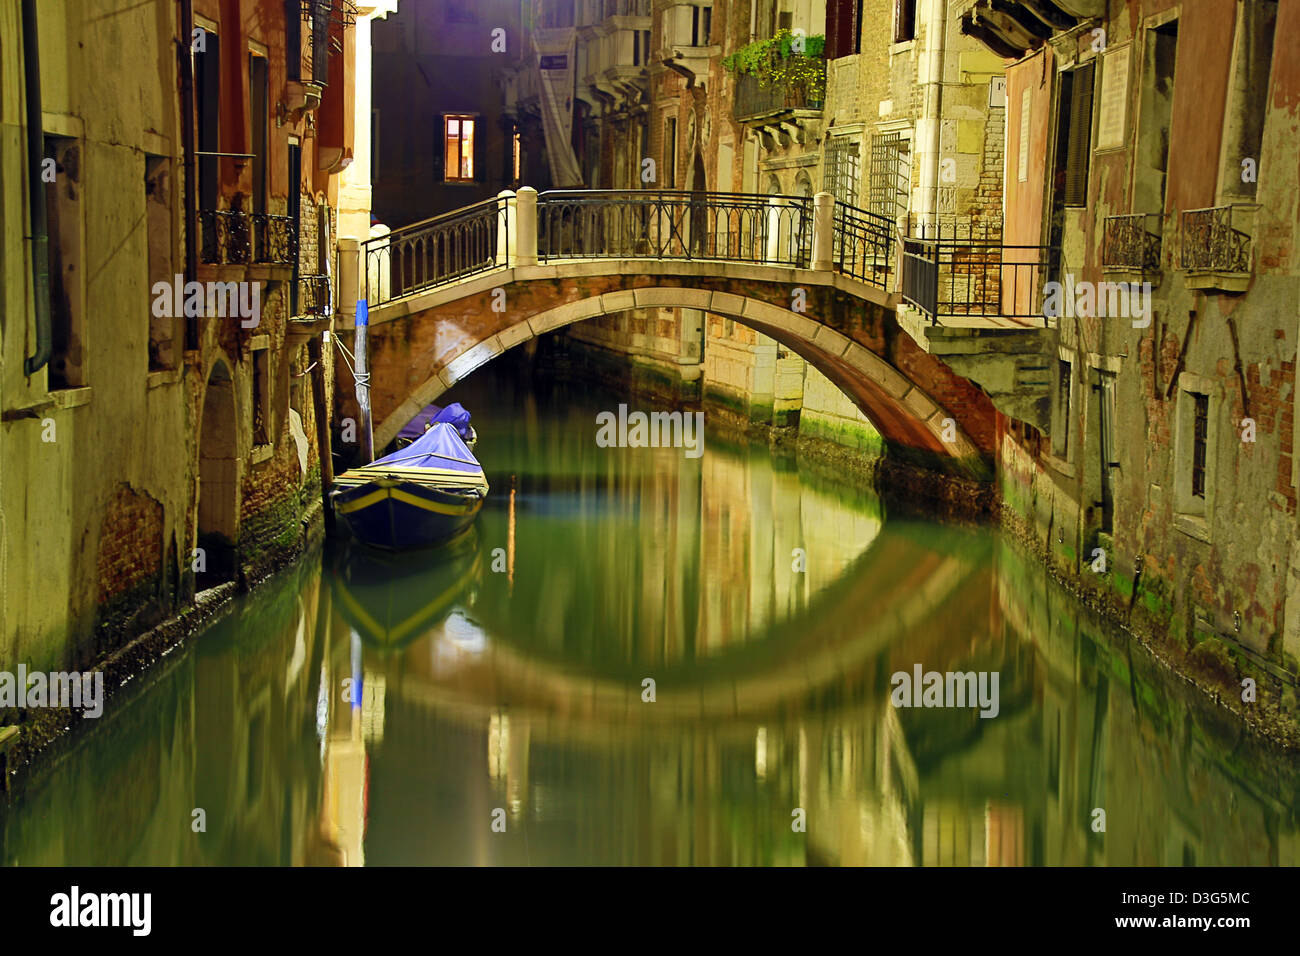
[832,203,894,290]
[362,196,508,306]
[537,189,813,268]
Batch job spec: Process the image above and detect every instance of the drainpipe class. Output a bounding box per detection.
[180,0,198,349]
[917,0,948,237]
[21,0,50,377]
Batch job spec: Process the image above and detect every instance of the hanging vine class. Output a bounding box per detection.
[722,29,827,103]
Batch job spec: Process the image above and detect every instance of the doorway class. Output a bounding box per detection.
[197,360,240,585]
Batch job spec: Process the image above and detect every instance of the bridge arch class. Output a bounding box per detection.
[364,282,985,471]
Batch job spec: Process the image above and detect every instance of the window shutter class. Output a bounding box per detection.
[828,0,859,59]
[473,116,486,182]
[1064,62,1095,206]
[433,116,445,181]
[826,0,842,59]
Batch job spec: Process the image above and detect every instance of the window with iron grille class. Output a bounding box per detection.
[868,132,909,220]
[824,136,860,207]
[1191,391,1209,498]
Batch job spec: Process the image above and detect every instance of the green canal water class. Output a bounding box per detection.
[3,361,1298,865]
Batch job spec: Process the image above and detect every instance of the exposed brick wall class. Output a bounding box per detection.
[96,485,164,605]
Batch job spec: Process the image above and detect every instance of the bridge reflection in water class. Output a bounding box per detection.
[3,370,1299,866]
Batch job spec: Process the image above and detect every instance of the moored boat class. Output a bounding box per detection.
[331,422,488,550]
[395,401,477,449]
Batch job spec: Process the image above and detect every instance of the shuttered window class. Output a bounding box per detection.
[826,0,861,59]
[1063,62,1095,206]
[894,0,917,42]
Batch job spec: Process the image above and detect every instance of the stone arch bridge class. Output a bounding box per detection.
[333,188,1052,477]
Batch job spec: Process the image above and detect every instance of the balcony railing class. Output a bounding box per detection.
[1181,204,1254,274]
[537,190,812,268]
[199,209,251,265]
[252,213,298,265]
[901,220,1055,324]
[1102,213,1162,273]
[296,274,331,318]
[733,70,824,121]
[200,209,298,266]
[362,196,508,306]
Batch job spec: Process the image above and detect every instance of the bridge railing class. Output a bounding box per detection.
[361,195,509,305]
[832,203,894,289]
[536,190,813,268]
[356,189,907,310]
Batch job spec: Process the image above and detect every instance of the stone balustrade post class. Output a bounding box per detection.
[812,191,834,272]
[337,238,360,319]
[515,186,538,267]
[497,190,517,267]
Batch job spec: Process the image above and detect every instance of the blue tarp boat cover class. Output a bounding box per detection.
[397,402,473,441]
[370,422,482,474]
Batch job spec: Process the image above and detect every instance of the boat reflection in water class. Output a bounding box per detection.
[331,528,483,652]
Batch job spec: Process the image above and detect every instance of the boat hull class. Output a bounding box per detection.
[332,479,484,551]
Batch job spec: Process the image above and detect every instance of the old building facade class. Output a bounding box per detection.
[964,0,1300,684]
[1,0,393,715]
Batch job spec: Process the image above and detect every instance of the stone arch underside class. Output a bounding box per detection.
[353,277,997,477]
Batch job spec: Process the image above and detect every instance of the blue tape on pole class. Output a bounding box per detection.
[356,299,369,327]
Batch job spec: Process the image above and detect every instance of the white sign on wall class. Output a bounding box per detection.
[1096,45,1131,150]
[989,76,1007,108]
[1018,87,1031,182]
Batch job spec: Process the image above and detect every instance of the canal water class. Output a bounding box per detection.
[3,358,1298,866]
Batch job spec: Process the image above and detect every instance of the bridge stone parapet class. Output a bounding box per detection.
[329,189,1056,480]
[336,260,1000,478]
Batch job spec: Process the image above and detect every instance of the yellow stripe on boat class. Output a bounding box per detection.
[335,485,485,517]
[336,548,482,646]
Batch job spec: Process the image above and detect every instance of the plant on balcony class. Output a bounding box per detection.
[722,29,826,103]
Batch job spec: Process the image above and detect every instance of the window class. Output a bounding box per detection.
[249,52,269,215]
[444,115,476,183]
[1219,0,1277,202]
[826,0,862,58]
[665,117,677,187]
[1191,392,1209,498]
[310,0,329,85]
[1096,370,1117,533]
[868,132,909,219]
[371,109,379,183]
[894,0,917,43]
[1135,20,1179,215]
[1060,62,1095,207]
[45,136,84,390]
[194,27,221,212]
[285,0,301,81]
[692,5,712,45]
[146,156,175,371]
[1173,376,1215,533]
[288,141,301,313]
[252,348,270,446]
